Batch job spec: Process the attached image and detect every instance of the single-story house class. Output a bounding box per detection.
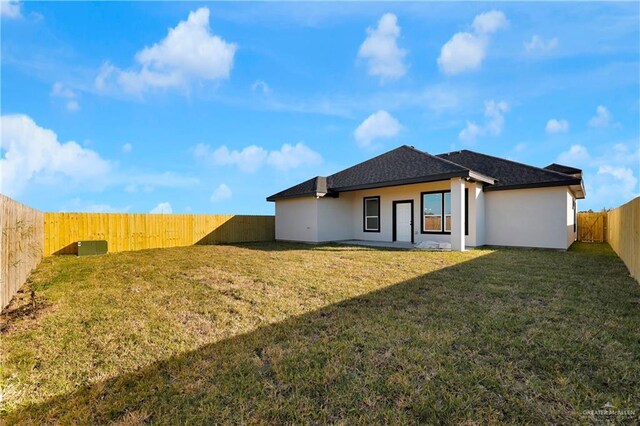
[266,145,585,251]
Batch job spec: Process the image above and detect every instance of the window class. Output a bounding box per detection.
[363,196,380,232]
[444,192,452,232]
[421,190,468,234]
[422,193,442,231]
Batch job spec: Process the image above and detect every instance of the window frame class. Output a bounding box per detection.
[420,190,468,235]
[421,191,444,233]
[363,196,381,233]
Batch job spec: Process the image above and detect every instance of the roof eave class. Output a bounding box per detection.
[570,181,586,200]
[270,170,495,200]
[484,179,583,193]
[266,191,336,202]
[468,170,495,185]
[331,171,471,192]
[266,191,315,202]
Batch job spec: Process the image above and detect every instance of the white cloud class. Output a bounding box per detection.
[484,100,509,135]
[266,142,323,171]
[609,143,640,167]
[66,100,80,111]
[358,13,407,82]
[0,1,21,19]
[472,10,509,35]
[83,204,131,213]
[251,80,271,94]
[514,143,527,152]
[588,105,612,128]
[122,172,199,193]
[196,144,267,172]
[62,199,132,213]
[598,165,637,188]
[122,143,133,153]
[0,114,110,196]
[150,202,173,214]
[545,118,569,134]
[556,142,639,209]
[558,142,639,170]
[438,33,487,75]
[459,121,483,144]
[438,10,507,75]
[591,165,638,208]
[354,110,402,148]
[194,142,322,173]
[458,100,509,143]
[51,82,76,99]
[557,144,590,165]
[210,183,232,202]
[524,35,559,53]
[51,82,80,111]
[95,63,116,92]
[95,8,236,95]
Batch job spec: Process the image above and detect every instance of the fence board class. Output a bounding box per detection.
[0,195,44,310]
[43,213,275,256]
[607,197,639,282]
[577,212,607,242]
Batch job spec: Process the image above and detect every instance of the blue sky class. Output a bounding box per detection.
[1,1,638,214]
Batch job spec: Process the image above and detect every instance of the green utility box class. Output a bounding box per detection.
[77,240,108,256]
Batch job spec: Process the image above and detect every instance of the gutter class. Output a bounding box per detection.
[483,179,583,193]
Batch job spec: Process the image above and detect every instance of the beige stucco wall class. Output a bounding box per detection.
[342,181,479,247]
[317,196,353,242]
[474,184,486,246]
[275,181,481,246]
[274,197,318,242]
[484,186,572,249]
[566,189,577,248]
[275,182,575,249]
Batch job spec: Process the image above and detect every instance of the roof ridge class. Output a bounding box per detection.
[442,149,576,179]
[402,145,470,172]
[327,145,411,179]
[546,162,581,171]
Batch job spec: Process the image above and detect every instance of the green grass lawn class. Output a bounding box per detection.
[1,242,638,424]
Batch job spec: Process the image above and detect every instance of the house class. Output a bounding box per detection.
[266,146,585,251]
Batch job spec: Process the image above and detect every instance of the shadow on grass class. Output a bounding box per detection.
[568,241,620,256]
[225,241,414,253]
[7,247,640,424]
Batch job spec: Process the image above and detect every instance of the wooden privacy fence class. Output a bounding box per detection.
[606,197,639,282]
[577,212,607,242]
[1,193,275,310]
[44,213,275,256]
[1,195,44,310]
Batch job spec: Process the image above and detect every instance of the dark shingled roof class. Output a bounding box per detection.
[267,146,473,201]
[266,176,322,201]
[267,146,584,201]
[544,163,582,175]
[437,150,582,190]
[327,145,471,191]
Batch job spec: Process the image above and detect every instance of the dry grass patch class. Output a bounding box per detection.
[1,242,638,424]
